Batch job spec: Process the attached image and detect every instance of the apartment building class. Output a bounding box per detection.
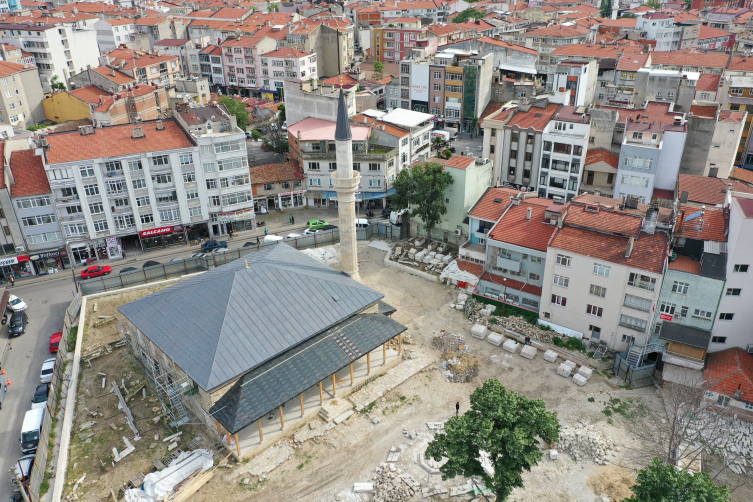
[131,15,188,51]
[40,120,208,261]
[537,107,591,202]
[0,43,35,65]
[582,148,618,197]
[0,60,44,127]
[365,107,434,168]
[258,47,317,96]
[636,13,682,52]
[153,38,195,77]
[540,200,670,351]
[371,18,430,63]
[99,48,182,87]
[718,61,753,169]
[697,25,735,51]
[287,117,398,208]
[198,45,225,88]
[219,36,276,94]
[549,61,597,107]
[0,21,100,92]
[284,79,357,124]
[517,23,594,55]
[94,17,136,54]
[352,113,410,176]
[280,15,355,78]
[249,161,305,213]
[90,84,168,126]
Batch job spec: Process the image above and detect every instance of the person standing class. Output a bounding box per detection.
[455,401,460,416]
[264,228,269,236]
[8,275,14,287]
[291,215,295,225]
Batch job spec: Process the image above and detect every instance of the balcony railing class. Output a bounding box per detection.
[623,301,651,312]
[619,321,647,333]
[459,242,485,264]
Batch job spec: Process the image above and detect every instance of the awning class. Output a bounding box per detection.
[659,322,711,349]
[498,62,537,75]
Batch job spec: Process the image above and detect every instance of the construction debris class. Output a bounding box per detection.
[429,331,464,352]
[438,350,479,383]
[695,412,753,474]
[489,315,556,344]
[556,423,616,465]
[372,463,420,502]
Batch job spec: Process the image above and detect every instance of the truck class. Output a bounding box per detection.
[390,209,407,226]
[431,130,451,143]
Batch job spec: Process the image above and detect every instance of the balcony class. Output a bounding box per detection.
[459,242,486,264]
[496,255,520,272]
[663,351,705,371]
[619,321,647,333]
[623,300,650,313]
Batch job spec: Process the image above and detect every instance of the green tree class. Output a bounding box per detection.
[452,8,485,23]
[425,380,560,502]
[50,75,66,92]
[219,96,248,131]
[391,162,453,232]
[373,60,384,79]
[600,0,612,18]
[277,103,286,124]
[619,12,637,18]
[251,130,261,141]
[645,0,661,9]
[624,458,730,502]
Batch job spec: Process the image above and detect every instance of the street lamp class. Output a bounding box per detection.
[503,278,507,316]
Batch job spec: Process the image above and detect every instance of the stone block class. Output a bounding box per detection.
[520,345,537,360]
[334,409,355,424]
[502,339,519,354]
[487,333,504,346]
[354,483,373,493]
[549,449,558,460]
[457,293,468,302]
[577,366,593,380]
[543,350,558,363]
[408,248,417,260]
[573,374,588,386]
[443,254,453,264]
[557,362,574,377]
[471,323,488,339]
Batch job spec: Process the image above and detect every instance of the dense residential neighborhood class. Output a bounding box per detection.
[3,0,753,501]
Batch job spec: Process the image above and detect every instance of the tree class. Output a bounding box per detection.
[50,75,66,92]
[619,12,637,19]
[645,0,661,9]
[219,96,248,131]
[425,380,560,501]
[391,162,454,233]
[251,130,261,141]
[277,103,286,124]
[452,8,485,23]
[624,458,729,502]
[373,61,384,79]
[600,0,612,19]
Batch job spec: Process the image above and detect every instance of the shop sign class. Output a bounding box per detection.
[217,208,255,222]
[17,255,30,262]
[279,190,305,197]
[29,248,68,261]
[140,226,177,237]
[0,256,19,267]
[659,313,673,321]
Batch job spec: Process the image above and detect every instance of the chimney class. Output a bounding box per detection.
[642,204,658,235]
[734,383,742,400]
[679,190,689,204]
[78,125,94,136]
[362,117,367,123]
[297,130,302,140]
[131,126,145,139]
[110,68,116,76]
[156,120,165,131]
[526,207,532,220]
[625,236,635,258]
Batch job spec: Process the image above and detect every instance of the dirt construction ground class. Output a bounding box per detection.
[69,243,753,502]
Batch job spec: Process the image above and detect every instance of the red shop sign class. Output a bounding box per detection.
[140,226,175,237]
[659,313,673,321]
[16,255,30,262]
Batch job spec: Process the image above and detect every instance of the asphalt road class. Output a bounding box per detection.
[0,279,73,500]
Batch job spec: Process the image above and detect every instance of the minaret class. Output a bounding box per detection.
[333,88,360,279]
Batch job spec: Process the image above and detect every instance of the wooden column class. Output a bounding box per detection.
[279,406,285,429]
[234,433,241,457]
[319,381,324,404]
[258,419,264,443]
[367,353,371,374]
[350,363,354,385]
[398,333,402,353]
[332,374,337,396]
[216,420,223,437]
[300,393,305,416]
[383,343,387,365]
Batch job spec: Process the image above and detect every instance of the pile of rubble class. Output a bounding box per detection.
[695,412,753,474]
[372,463,420,502]
[556,423,617,465]
[491,315,555,344]
[393,238,455,274]
[463,298,493,323]
[439,350,479,383]
[430,330,464,352]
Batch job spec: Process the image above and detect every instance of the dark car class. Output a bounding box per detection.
[243,241,258,247]
[321,225,338,231]
[142,261,161,269]
[381,207,393,218]
[31,384,49,410]
[8,311,28,337]
[119,267,138,274]
[201,240,228,252]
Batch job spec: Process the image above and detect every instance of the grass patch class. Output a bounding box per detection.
[39,481,50,496]
[360,401,377,415]
[601,395,646,424]
[588,397,595,402]
[552,336,586,352]
[66,326,78,351]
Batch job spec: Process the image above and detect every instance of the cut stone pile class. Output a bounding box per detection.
[694,413,753,474]
[430,330,464,352]
[556,423,616,465]
[491,315,555,344]
[372,463,420,502]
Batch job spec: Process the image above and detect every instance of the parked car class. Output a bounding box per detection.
[49,331,63,353]
[381,207,393,218]
[7,294,27,312]
[306,219,329,229]
[31,383,49,410]
[168,258,185,263]
[11,454,35,492]
[8,311,28,337]
[80,265,112,279]
[191,252,210,258]
[321,225,338,231]
[245,130,253,139]
[40,358,56,384]
[270,122,278,131]
[243,241,257,248]
[119,267,138,274]
[200,240,227,252]
[212,247,229,254]
[142,261,161,269]
[281,121,287,132]
[303,228,321,235]
[285,233,302,239]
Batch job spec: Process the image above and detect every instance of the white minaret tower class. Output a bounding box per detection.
[333,88,361,279]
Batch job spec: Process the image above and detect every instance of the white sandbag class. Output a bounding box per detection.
[577,366,593,380]
[572,374,588,386]
[124,490,156,502]
[142,449,214,500]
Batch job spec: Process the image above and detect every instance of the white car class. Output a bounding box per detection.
[212,247,229,254]
[40,358,56,384]
[7,294,27,312]
[303,228,321,235]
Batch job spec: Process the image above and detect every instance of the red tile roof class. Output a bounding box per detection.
[525,24,589,38]
[734,196,753,218]
[600,17,638,27]
[585,148,619,169]
[675,204,727,242]
[678,174,753,205]
[468,186,519,221]
[549,44,621,58]
[571,193,673,223]
[564,203,644,237]
[616,53,649,71]
[249,161,303,184]
[550,225,668,274]
[264,47,311,58]
[480,271,543,296]
[488,199,558,252]
[728,56,753,72]
[44,120,193,165]
[695,73,721,92]
[68,85,110,104]
[718,110,746,123]
[479,101,506,122]
[652,188,675,201]
[9,149,50,198]
[730,167,753,185]
[668,255,702,275]
[690,105,717,118]
[477,36,538,55]
[705,348,753,402]
[507,103,560,130]
[456,259,483,278]
[650,51,730,70]
[698,24,732,40]
[444,155,475,169]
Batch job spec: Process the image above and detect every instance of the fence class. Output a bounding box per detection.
[613,352,656,389]
[80,223,402,295]
[409,219,464,247]
[26,290,82,500]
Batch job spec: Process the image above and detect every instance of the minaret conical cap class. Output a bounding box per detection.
[335,88,352,141]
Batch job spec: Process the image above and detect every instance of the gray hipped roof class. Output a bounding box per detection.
[660,322,712,350]
[118,244,385,391]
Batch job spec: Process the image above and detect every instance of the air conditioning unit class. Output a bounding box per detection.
[747,344,753,354]
[15,246,25,253]
[454,228,462,235]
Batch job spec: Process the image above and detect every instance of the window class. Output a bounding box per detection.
[499,248,512,259]
[132,179,147,190]
[308,162,320,171]
[368,163,380,171]
[589,285,607,297]
[206,179,217,189]
[593,263,611,277]
[104,161,121,173]
[185,190,199,200]
[711,336,727,344]
[624,294,652,311]
[16,196,51,209]
[159,208,180,221]
[64,223,88,236]
[627,273,656,291]
[529,272,540,282]
[620,314,647,331]
[263,182,274,191]
[586,304,603,317]
[214,140,243,153]
[92,220,108,232]
[693,309,713,319]
[203,163,215,173]
[733,264,749,272]
[189,206,202,217]
[210,196,220,206]
[530,256,543,264]
[114,215,135,229]
[221,190,253,206]
[179,153,193,165]
[621,334,636,344]
[671,281,689,294]
[551,294,567,306]
[66,205,82,214]
[725,288,741,296]
[140,213,154,224]
[105,180,127,194]
[21,214,56,226]
[719,313,734,321]
[659,302,676,315]
[152,174,172,184]
[556,254,571,267]
[128,160,142,171]
[136,196,150,207]
[717,395,731,407]
[28,231,62,244]
[61,187,77,197]
[151,155,169,166]
[155,191,177,204]
[220,174,250,188]
[80,166,95,178]
[553,275,569,287]
[84,184,100,196]
[89,202,104,214]
[183,172,196,183]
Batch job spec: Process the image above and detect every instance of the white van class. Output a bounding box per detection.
[355,219,370,230]
[390,209,407,226]
[263,235,284,243]
[21,408,44,454]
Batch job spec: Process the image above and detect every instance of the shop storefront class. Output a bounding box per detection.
[140,225,188,251]
[70,242,97,265]
[278,190,305,209]
[310,191,338,208]
[216,208,256,234]
[0,255,34,280]
[70,237,125,264]
[254,198,269,214]
[29,248,70,275]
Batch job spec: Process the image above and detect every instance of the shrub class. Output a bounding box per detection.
[552,336,563,346]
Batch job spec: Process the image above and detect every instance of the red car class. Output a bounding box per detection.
[80,265,112,279]
[49,331,63,353]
